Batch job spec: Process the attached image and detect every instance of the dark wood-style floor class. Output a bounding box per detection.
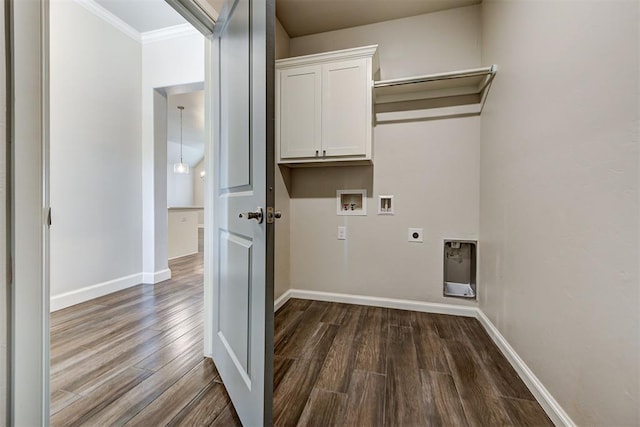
[274,299,553,427]
[52,253,552,426]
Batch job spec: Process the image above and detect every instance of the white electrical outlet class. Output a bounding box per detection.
[408,228,423,243]
[337,226,347,240]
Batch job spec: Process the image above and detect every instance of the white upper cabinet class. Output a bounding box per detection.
[322,59,370,157]
[276,45,379,166]
[279,65,322,159]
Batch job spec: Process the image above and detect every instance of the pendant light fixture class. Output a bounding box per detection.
[173,105,190,174]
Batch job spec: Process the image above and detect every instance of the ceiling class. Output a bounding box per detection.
[276,0,481,37]
[93,0,187,33]
[94,0,480,37]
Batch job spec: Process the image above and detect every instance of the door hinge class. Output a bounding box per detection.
[46,207,52,227]
[7,256,12,285]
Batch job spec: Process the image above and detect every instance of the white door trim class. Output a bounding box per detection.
[203,33,214,357]
[8,0,50,424]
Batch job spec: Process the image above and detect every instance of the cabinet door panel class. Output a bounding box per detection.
[322,59,369,157]
[279,66,321,159]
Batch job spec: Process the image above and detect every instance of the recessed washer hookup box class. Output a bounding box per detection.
[443,240,477,300]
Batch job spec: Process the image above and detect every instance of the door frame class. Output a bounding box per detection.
[166,0,221,362]
[203,35,214,357]
[6,0,50,425]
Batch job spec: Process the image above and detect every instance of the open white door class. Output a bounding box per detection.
[166,0,276,423]
[209,0,275,425]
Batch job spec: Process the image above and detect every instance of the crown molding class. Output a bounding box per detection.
[275,44,379,69]
[73,0,141,42]
[141,23,200,44]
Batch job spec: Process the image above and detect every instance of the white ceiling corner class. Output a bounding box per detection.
[141,23,200,44]
[74,0,141,42]
[92,0,188,33]
[76,0,202,44]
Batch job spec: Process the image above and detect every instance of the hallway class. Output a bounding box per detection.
[50,253,241,426]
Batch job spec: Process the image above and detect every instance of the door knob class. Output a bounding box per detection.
[239,207,263,224]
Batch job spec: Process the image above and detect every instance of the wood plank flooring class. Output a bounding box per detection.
[50,253,241,427]
[274,300,554,427]
[52,253,552,426]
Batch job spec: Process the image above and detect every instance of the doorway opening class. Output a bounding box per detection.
[9,0,276,424]
[162,83,205,261]
[45,1,240,424]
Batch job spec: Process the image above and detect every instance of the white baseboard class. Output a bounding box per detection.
[281,288,478,317]
[476,311,575,427]
[274,288,574,426]
[274,289,293,312]
[142,268,171,284]
[51,273,143,312]
[168,251,199,261]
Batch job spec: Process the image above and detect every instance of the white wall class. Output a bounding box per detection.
[50,0,142,297]
[152,89,169,279]
[480,1,639,425]
[168,210,199,259]
[274,19,291,300]
[141,31,204,277]
[287,6,481,304]
[193,158,205,224]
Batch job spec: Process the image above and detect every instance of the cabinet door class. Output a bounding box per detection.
[321,59,370,157]
[278,65,322,159]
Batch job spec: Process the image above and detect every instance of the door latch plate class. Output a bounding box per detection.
[266,207,282,224]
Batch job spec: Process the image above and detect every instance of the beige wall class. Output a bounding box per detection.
[274,19,291,299]
[275,166,291,300]
[480,1,639,425]
[287,6,481,304]
[275,18,290,60]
